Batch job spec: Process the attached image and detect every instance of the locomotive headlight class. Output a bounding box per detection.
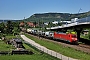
[72,38,74,40]
[72,38,77,41]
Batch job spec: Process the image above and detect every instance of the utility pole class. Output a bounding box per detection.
[24,17,25,20]
[78,8,82,14]
[77,8,82,19]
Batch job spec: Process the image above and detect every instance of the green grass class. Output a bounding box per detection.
[6,35,16,39]
[23,43,40,54]
[24,33,90,60]
[0,35,60,60]
[0,35,18,51]
[0,40,12,51]
[80,34,90,40]
[0,54,60,60]
[22,42,60,60]
[0,41,60,60]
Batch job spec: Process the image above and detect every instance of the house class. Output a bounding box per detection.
[60,21,71,24]
[52,21,58,24]
[71,18,79,23]
[44,22,48,25]
[27,22,35,27]
[82,30,89,36]
[19,22,24,27]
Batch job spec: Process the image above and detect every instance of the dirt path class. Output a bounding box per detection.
[21,34,78,60]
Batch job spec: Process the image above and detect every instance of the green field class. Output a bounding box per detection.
[6,35,16,39]
[0,42,60,60]
[0,40,12,51]
[25,33,90,60]
[0,35,60,60]
[0,54,59,60]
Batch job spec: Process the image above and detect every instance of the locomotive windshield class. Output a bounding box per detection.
[72,35,77,38]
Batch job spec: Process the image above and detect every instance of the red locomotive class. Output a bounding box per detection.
[53,32,78,43]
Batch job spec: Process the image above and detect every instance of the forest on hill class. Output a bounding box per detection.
[24,11,90,22]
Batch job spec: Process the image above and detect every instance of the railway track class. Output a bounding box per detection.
[26,33,90,54]
[79,44,90,49]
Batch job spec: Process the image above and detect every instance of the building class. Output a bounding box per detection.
[19,22,24,27]
[27,22,35,27]
[82,30,89,36]
[52,21,58,24]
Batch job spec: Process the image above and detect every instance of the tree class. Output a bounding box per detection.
[6,21,14,34]
[88,29,90,39]
[12,22,19,27]
[0,22,5,33]
[33,21,37,26]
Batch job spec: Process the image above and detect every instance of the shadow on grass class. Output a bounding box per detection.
[24,42,44,54]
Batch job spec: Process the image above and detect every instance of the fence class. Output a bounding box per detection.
[24,41,77,60]
[21,35,78,60]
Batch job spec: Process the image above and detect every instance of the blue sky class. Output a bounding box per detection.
[0,0,90,20]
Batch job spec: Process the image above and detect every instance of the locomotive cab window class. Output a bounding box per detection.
[69,35,70,37]
[72,35,77,38]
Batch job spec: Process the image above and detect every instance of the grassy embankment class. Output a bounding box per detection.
[0,35,16,51]
[0,34,60,60]
[80,34,90,40]
[25,33,90,60]
[0,40,12,51]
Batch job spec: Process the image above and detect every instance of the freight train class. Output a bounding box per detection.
[26,29,78,44]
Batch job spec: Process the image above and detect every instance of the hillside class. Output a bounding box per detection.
[24,11,90,22]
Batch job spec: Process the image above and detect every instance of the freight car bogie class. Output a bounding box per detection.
[71,40,79,45]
